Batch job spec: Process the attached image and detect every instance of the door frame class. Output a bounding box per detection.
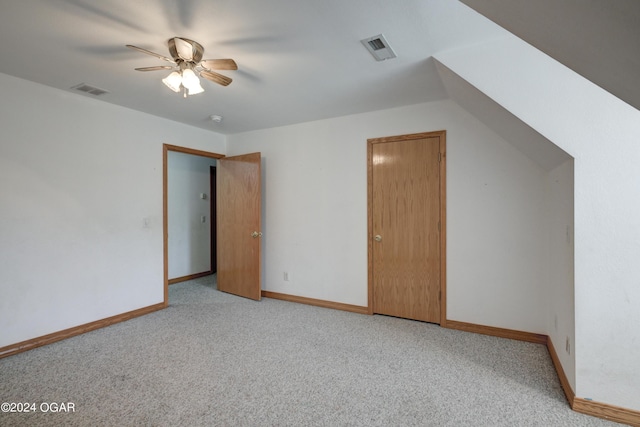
[210,165,217,274]
[366,131,447,325]
[163,144,225,306]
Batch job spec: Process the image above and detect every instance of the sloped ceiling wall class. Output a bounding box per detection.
[460,0,640,111]
[434,60,571,171]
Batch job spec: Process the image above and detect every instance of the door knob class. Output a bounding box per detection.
[251,231,263,238]
[374,235,382,242]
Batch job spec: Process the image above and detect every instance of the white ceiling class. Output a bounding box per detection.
[0,0,504,134]
[0,1,636,136]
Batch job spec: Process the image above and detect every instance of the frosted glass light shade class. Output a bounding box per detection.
[187,81,204,95]
[181,68,204,95]
[162,71,182,92]
[181,69,198,87]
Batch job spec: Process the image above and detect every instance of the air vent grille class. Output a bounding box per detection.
[71,83,109,96]
[361,34,397,61]
[368,38,386,51]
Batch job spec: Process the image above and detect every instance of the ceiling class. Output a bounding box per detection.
[460,0,640,113]
[0,1,637,135]
[0,0,499,134]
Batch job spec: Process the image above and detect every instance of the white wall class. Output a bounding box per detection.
[227,100,550,333]
[546,159,575,388]
[436,54,576,391]
[0,73,225,348]
[446,106,549,333]
[168,152,216,279]
[435,34,640,411]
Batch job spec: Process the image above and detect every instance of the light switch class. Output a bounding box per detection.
[201,215,206,223]
[200,193,207,200]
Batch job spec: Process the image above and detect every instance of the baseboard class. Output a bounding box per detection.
[546,337,575,405]
[261,290,369,315]
[444,319,548,344]
[0,302,166,359]
[168,270,213,285]
[573,398,640,426]
[549,342,640,427]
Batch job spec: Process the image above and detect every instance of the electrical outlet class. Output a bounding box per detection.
[566,337,571,355]
[283,272,289,282]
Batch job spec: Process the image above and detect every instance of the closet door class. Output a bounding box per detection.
[369,132,445,323]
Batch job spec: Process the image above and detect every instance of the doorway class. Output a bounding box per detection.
[163,145,263,305]
[163,144,224,305]
[367,131,447,324]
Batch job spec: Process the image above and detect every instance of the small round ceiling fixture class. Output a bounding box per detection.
[210,115,223,123]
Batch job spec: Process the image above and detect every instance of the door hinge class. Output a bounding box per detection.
[438,152,441,162]
[438,221,441,231]
[439,290,441,301]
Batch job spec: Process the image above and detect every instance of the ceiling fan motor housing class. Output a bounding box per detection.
[168,37,204,63]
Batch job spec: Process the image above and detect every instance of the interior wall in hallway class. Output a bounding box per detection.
[167,152,216,279]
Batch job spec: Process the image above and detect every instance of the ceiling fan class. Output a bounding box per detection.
[126,37,237,97]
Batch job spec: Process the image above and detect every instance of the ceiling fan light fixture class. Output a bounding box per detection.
[128,37,235,96]
[181,68,198,86]
[162,71,182,92]
[181,68,204,95]
[187,81,204,95]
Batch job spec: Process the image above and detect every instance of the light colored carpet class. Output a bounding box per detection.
[0,275,620,426]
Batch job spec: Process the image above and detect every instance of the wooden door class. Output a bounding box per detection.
[217,153,262,300]
[368,132,445,324]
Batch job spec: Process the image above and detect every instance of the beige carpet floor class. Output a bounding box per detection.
[0,275,620,426]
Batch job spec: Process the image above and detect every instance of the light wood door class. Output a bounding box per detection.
[217,153,262,300]
[369,132,445,323]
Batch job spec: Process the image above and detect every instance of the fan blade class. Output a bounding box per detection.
[200,70,232,86]
[135,66,175,71]
[201,59,238,70]
[126,45,175,63]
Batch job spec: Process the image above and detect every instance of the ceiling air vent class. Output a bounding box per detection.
[361,34,397,61]
[71,83,109,96]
